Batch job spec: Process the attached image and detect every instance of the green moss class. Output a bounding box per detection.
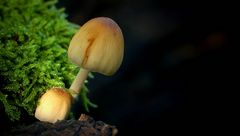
[0,0,96,121]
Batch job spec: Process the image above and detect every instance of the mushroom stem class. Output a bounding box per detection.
[70,68,89,98]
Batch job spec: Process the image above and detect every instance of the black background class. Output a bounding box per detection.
[59,0,236,135]
[0,0,237,135]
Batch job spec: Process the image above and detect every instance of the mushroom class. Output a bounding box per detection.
[35,87,72,123]
[68,17,124,98]
[34,17,124,123]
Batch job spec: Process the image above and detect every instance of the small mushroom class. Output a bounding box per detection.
[35,87,72,123]
[68,17,124,97]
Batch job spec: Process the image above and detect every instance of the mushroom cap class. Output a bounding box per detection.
[35,88,72,123]
[68,17,124,76]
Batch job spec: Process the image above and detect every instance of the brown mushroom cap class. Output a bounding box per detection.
[68,17,124,76]
[35,88,72,123]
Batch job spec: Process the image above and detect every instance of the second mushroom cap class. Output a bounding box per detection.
[68,17,124,76]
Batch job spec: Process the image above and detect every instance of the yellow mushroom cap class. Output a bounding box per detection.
[35,88,72,123]
[68,17,124,76]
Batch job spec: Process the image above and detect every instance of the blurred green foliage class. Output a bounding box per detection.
[0,0,96,121]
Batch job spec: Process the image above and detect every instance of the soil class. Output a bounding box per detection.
[9,114,117,136]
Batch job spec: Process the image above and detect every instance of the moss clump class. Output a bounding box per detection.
[0,0,96,121]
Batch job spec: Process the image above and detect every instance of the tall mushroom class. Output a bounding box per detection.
[68,17,124,98]
[34,17,124,123]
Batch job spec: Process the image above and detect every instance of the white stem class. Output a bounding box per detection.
[69,68,89,99]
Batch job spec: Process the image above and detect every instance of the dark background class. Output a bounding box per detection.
[57,0,236,135]
[0,0,236,135]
